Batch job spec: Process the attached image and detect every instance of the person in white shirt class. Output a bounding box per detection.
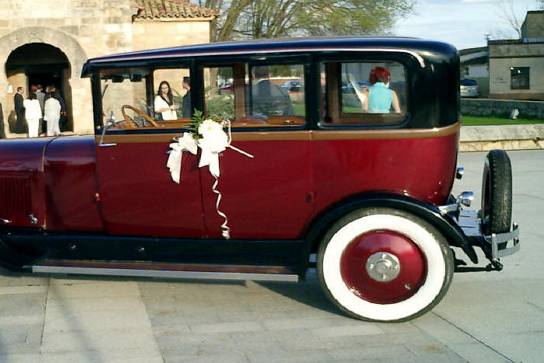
[154,81,177,121]
[23,93,42,138]
[44,94,61,136]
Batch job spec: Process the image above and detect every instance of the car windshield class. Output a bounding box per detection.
[461,79,477,86]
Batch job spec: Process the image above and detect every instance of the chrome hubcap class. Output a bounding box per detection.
[365,252,401,282]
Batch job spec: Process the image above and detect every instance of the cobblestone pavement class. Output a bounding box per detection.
[0,150,542,363]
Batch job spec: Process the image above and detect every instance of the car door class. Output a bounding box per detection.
[94,67,206,238]
[197,62,314,240]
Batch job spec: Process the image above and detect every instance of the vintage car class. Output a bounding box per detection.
[0,37,519,322]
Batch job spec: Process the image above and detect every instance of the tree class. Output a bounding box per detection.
[200,0,414,41]
[497,0,522,38]
[495,0,544,39]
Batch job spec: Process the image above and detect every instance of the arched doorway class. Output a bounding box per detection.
[5,43,73,132]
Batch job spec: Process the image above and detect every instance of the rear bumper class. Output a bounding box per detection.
[439,203,520,264]
[457,208,520,261]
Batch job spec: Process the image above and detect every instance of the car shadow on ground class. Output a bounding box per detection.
[0,267,248,286]
[0,267,339,315]
[256,269,340,316]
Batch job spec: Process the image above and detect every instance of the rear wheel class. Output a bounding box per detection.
[317,208,454,322]
[481,150,512,235]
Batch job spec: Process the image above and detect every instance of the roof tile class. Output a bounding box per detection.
[132,0,217,21]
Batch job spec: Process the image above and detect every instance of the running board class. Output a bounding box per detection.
[30,260,299,282]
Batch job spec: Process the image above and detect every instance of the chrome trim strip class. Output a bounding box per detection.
[438,203,458,215]
[31,265,299,282]
[93,47,426,68]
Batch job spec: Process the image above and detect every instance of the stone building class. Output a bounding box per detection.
[488,10,544,100]
[0,0,216,138]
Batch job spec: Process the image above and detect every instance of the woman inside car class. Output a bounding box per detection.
[352,66,401,114]
[366,66,401,113]
[154,81,178,121]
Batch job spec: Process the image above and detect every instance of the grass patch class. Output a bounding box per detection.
[462,115,544,126]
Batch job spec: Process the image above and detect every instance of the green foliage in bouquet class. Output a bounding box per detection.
[188,110,225,140]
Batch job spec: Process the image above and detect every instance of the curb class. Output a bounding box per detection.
[460,124,544,152]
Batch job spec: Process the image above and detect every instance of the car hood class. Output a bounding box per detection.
[0,137,56,173]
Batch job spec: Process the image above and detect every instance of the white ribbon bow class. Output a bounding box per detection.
[167,119,253,239]
[167,132,198,183]
[197,119,229,178]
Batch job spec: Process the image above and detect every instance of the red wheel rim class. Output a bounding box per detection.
[340,229,427,304]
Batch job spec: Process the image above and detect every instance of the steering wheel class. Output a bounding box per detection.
[121,105,163,128]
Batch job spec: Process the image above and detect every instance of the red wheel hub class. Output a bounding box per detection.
[340,229,427,304]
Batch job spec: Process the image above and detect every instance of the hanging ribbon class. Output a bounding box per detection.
[166,119,253,239]
[167,132,198,183]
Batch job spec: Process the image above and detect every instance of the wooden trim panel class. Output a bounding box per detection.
[96,122,460,143]
[312,122,460,140]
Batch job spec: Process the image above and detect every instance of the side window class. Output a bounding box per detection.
[100,70,148,128]
[100,67,192,131]
[321,61,407,126]
[202,63,306,128]
[204,66,235,120]
[247,64,305,126]
[153,67,192,121]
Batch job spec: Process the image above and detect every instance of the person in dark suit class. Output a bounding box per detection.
[181,76,191,118]
[251,66,293,117]
[14,87,26,133]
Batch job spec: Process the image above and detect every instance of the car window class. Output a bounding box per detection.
[100,70,149,129]
[100,67,193,131]
[320,61,407,126]
[202,63,306,128]
[153,68,192,120]
[204,66,235,120]
[248,64,305,122]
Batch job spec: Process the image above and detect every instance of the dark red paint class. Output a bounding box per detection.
[199,140,313,239]
[340,230,426,304]
[44,136,103,232]
[95,141,206,237]
[0,129,458,240]
[0,138,51,228]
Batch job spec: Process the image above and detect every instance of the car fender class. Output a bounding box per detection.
[302,192,478,274]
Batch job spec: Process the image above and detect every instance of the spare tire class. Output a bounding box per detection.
[481,150,512,235]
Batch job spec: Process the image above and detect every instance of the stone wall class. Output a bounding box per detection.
[460,124,544,151]
[0,0,135,137]
[132,21,211,51]
[461,98,544,119]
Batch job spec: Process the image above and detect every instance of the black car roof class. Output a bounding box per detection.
[81,37,457,77]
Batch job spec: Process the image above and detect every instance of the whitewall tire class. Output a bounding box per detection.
[317,207,454,322]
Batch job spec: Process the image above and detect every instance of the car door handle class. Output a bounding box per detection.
[99,143,117,147]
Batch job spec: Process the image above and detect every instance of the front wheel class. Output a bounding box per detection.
[317,207,454,322]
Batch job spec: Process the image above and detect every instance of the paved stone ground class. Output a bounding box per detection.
[0,150,542,363]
